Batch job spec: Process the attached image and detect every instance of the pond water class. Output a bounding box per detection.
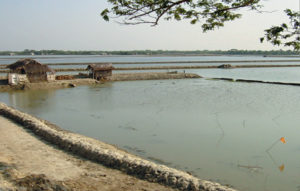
[0,55,299,65]
[1,55,300,191]
[1,78,300,191]
[1,55,300,83]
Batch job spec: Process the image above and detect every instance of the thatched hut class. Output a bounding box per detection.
[7,58,55,84]
[87,63,114,80]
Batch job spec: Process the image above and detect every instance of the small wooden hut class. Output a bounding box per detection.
[7,58,55,84]
[87,63,114,80]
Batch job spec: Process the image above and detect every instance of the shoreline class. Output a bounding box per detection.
[0,59,300,68]
[0,54,299,59]
[0,72,201,91]
[0,114,176,191]
[2,63,300,74]
[1,71,300,92]
[0,102,237,191]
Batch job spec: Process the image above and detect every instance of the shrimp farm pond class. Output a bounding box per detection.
[1,55,300,191]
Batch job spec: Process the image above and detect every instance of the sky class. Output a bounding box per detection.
[0,0,298,51]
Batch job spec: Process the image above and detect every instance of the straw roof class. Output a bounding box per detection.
[86,63,114,71]
[7,58,55,74]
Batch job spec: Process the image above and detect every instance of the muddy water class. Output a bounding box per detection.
[1,79,300,191]
[1,55,299,65]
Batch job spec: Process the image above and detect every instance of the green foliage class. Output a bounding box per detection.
[101,0,299,50]
[261,9,300,51]
[101,0,261,32]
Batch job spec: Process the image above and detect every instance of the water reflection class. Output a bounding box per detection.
[214,112,225,147]
[267,151,285,173]
[237,164,263,173]
[8,89,56,115]
[87,83,114,111]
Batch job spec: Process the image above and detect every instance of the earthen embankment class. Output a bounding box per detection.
[0,72,201,91]
[0,102,237,191]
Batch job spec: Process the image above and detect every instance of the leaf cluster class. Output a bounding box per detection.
[101,0,261,32]
[260,9,300,51]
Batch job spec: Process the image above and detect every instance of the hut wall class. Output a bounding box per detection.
[27,73,47,83]
[8,73,18,85]
[47,74,56,81]
[94,70,112,79]
[8,74,29,85]
[18,74,29,83]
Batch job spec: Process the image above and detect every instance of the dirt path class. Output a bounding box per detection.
[0,116,177,191]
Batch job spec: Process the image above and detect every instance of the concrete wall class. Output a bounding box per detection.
[18,74,29,83]
[47,74,56,81]
[8,73,29,85]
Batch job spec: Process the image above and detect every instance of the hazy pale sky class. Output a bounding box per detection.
[0,0,298,51]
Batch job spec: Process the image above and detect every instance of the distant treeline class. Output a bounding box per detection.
[0,49,299,56]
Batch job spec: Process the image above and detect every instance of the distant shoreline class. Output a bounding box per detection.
[0,49,299,57]
[0,59,300,67]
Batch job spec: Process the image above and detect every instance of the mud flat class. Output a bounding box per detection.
[109,72,200,81]
[211,78,300,86]
[32,59,300,65]
[2,63,300,74]
[0,72,201,91]
[30,64,300,72]
[0,79,98,91]
[0,102,236,191]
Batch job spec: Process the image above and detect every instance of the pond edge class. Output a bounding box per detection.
[0,102,237,191]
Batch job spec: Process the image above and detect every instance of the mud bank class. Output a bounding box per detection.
[0,72,200,91]
[109,72,200,81]
[2,63,300,74]
[0,79,98,91]
[34,64,300,72]
[211,78,300,86]
[0,102,236,191]
[0,115,177,191]
[36,59,300,65]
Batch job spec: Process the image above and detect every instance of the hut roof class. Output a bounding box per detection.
[7,58,55,74]
[86,63,114,71]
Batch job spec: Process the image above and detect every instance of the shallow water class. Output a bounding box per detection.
[1,79,300,191]
[1,55,300,190]
[1,55,300,83]
[0,55,299,65]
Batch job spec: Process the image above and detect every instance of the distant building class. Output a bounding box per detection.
[7,58,55,85]
[87,63,114,80]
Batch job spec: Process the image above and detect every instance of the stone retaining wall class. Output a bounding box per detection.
[0,102,237,191]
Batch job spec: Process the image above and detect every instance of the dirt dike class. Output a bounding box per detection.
[2,62,300,74]
[0,102,237,191]
[109,72,200,81]
[211,78,300,86]
[28,64,300,72]
[0,115,179,191]
[0,78,99,91]
[0,72,201,91]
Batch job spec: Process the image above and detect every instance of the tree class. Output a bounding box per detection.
[101,0,299,51]
[101,0,261,31]
[260,9,300,51]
